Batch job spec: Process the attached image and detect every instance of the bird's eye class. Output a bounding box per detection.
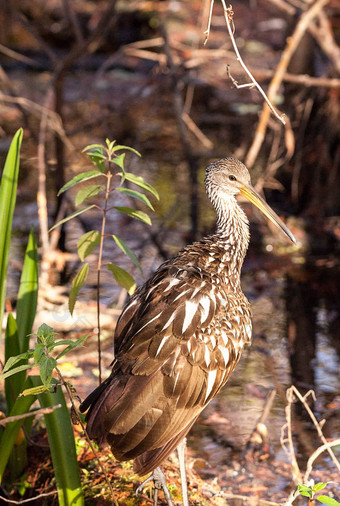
[229,175,237,181]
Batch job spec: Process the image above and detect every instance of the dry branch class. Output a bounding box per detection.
[245,0,329,168]
[0,405,62,426]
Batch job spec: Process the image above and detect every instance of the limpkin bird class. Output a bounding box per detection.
[80,158,295,504]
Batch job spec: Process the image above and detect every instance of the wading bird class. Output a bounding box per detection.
[80,158,295,505]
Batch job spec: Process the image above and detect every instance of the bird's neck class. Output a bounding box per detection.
[214,196,250,286]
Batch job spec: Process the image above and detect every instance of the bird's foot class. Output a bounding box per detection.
[136,466,174,506]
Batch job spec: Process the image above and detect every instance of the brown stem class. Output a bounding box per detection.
[96,171,112,384]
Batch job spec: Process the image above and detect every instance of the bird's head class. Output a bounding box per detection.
[205,157,296,244]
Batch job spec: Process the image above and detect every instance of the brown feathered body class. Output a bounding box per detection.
[80,159,253,476]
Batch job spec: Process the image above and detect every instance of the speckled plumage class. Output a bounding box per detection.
[80,158,277,476]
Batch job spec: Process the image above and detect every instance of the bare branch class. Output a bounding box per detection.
[245,0,329,168]
[0,490,58,504]
[0,405,61,426]
[221,1,286,125]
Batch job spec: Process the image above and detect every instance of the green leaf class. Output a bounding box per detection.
[20,385,53,396]
[313,483,329,493]
[16,228,39,354]
[112,145,141,157]
[0,364,33,382]
[77,230,101,261]
[75,184,103,206]
[86,150,106,172]
[37,324,54,344]
[31,377,84,505]
[83,143,106,152]
[298,484,313,498]
[107,263,136,295]
[0,381,35,484]
[116,187,155,211]
[112,235,142,272]
[119,171,159,200]
[57,170,103,195]
[112,153,125,170]
[2,351,34,373]
[33,343,44,364]
[69,263,89,315]
[0,128,23,337]
[55,334,89,360]
[49,205,95,232]
[4,314,21,412]
[39,355,57,387]
[317,496,340,505]
[114,206,152,225]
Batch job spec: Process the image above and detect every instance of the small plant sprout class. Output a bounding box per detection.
[297,482,340,505]
[50,140,159,382]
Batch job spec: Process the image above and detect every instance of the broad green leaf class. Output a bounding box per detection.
[298,484,312,498]
[69,263,89,315]
[86,150,106,172]
[0,128,23,337]
[317,496,340,505]
[0,364,33,382]
[116,187,155,211]
[49,205,95,232]
[39,355,57,387]
[16,228,38,354]
[112,145,141,157]
[0,380,35,484]
[2,351,34,373]
[4,314,21,412]
[314,483,329,492]
[77,230,101,261]
[107,263,136,295]
[37,323,54,343]
[114,206,151,225]
[55,334,89,360]
[119,171,159,200]
[57,170,103,196]
[33,343,44,364]
[83,143,107,152]
[112,153,125,170]
[112,235,142,272]
[31,377,84,505]
[75,184,103,207]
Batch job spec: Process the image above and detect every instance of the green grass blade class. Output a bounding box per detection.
[16,227,38,354]
[0,128,23,338]
[31,377,84,506]
[4,313,21,412]
[0,381,35,484]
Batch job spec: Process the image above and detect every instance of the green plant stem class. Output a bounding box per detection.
[54,366,118,505]
[96,170,112,384]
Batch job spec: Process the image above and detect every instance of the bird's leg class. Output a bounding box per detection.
[136,466,174,506]
[177,438,189,506]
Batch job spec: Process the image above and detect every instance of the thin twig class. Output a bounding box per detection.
[0,490,58,504]
[290,386,340,472]
[0,405,62,426]
[281,387,302,483]
[96,171,112,381]
[245,0,329,168]
[304,439,340,482]
[221,1,286,124]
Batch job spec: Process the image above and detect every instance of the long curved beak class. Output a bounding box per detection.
[239,183,296,244]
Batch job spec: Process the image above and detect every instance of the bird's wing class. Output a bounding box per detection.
[114,262,221,365]
[82,261,246,468]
